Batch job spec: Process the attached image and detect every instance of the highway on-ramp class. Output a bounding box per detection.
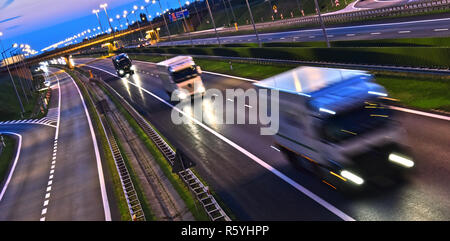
[0,68,111,221]
[75,57,450,221]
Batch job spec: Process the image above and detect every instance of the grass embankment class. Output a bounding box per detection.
[0,136,16,185]
[129,54,450,112]
[0,73,41,121]
[96,82,210,220]
[63,68,132,221]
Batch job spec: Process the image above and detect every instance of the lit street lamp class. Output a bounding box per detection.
[100,3,114,35]
[92,9,104,33]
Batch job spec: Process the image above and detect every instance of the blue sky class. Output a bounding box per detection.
[0,0,184,56]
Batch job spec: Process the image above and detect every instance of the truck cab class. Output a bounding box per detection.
[254,66,413,190]
[112,53,135,78]
[156,56,205,100]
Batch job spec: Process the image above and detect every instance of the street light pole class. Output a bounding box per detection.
[155,0,173,46]
[178,0,194,47]
[0,39,25,116]
[132,6,145,41]
[191,0,202,26]
[100,3,113,33]
[245,0,261,47]
[313,0,330,48]
[10,48,29,103]
[92,9,104,33]
[226,0,237,25]
[205,0,221,46]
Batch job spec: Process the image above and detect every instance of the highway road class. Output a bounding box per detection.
[153,16,450,46]
[0,69,111,221]
[75,57,450,221]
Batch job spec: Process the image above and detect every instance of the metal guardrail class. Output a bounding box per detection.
[74,70,146,221]
[97,101,146,221]
[128,52,450,76]
[171,0,450,39]
[96,77,231,221]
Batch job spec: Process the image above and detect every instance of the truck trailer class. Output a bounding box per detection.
[254,66,414,190]
[156,56,205,100]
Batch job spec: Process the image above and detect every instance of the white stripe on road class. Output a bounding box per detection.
[389,106,450,121]
[434,28,448,31]
[63,71,112,221]
[398,31,411,34]
[0,132,22,202]
[84,64,355,221]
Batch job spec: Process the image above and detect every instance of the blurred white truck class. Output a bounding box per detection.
[254,66,414,190]
[156,56,205,100]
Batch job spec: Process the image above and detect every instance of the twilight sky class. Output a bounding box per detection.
[0,0,183,55]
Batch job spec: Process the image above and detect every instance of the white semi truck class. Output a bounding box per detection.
[254,66,414,190]
[156,56,205,100]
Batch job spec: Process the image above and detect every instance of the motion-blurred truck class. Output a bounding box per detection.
[112,53,135,78]
[156,56,205,100]
[254,66,414,190]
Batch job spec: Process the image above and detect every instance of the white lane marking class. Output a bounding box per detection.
[48,180,53,186]
[244,104,252,108]
[50,170,54,174]
[40,217,46,221]
[0,132,22,202]
[46,186,52,192]
[257,17,450,37]
[49,175,53,180]
[226,98,234,102]
[434,28,448,31]
[203,71,256,83]
[45,193,51,199]
[44,200,49,206]
[371,32,381,35]
[63,71,112,221]
[389,106,450,121]
[41,208,47,215]
[398,31,411,34]
[85,64,355,221]
[270,145,281,152]
[139,60,450,122]
[346,33,355,36]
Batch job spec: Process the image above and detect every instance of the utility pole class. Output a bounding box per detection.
[245,0,261,47]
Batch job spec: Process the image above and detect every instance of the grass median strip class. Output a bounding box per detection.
[96,82,211,220]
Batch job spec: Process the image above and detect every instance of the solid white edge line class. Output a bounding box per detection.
[0,132,22,202]
[62,71,112,221]
[83,63,355,221]
[389,106,450,121]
